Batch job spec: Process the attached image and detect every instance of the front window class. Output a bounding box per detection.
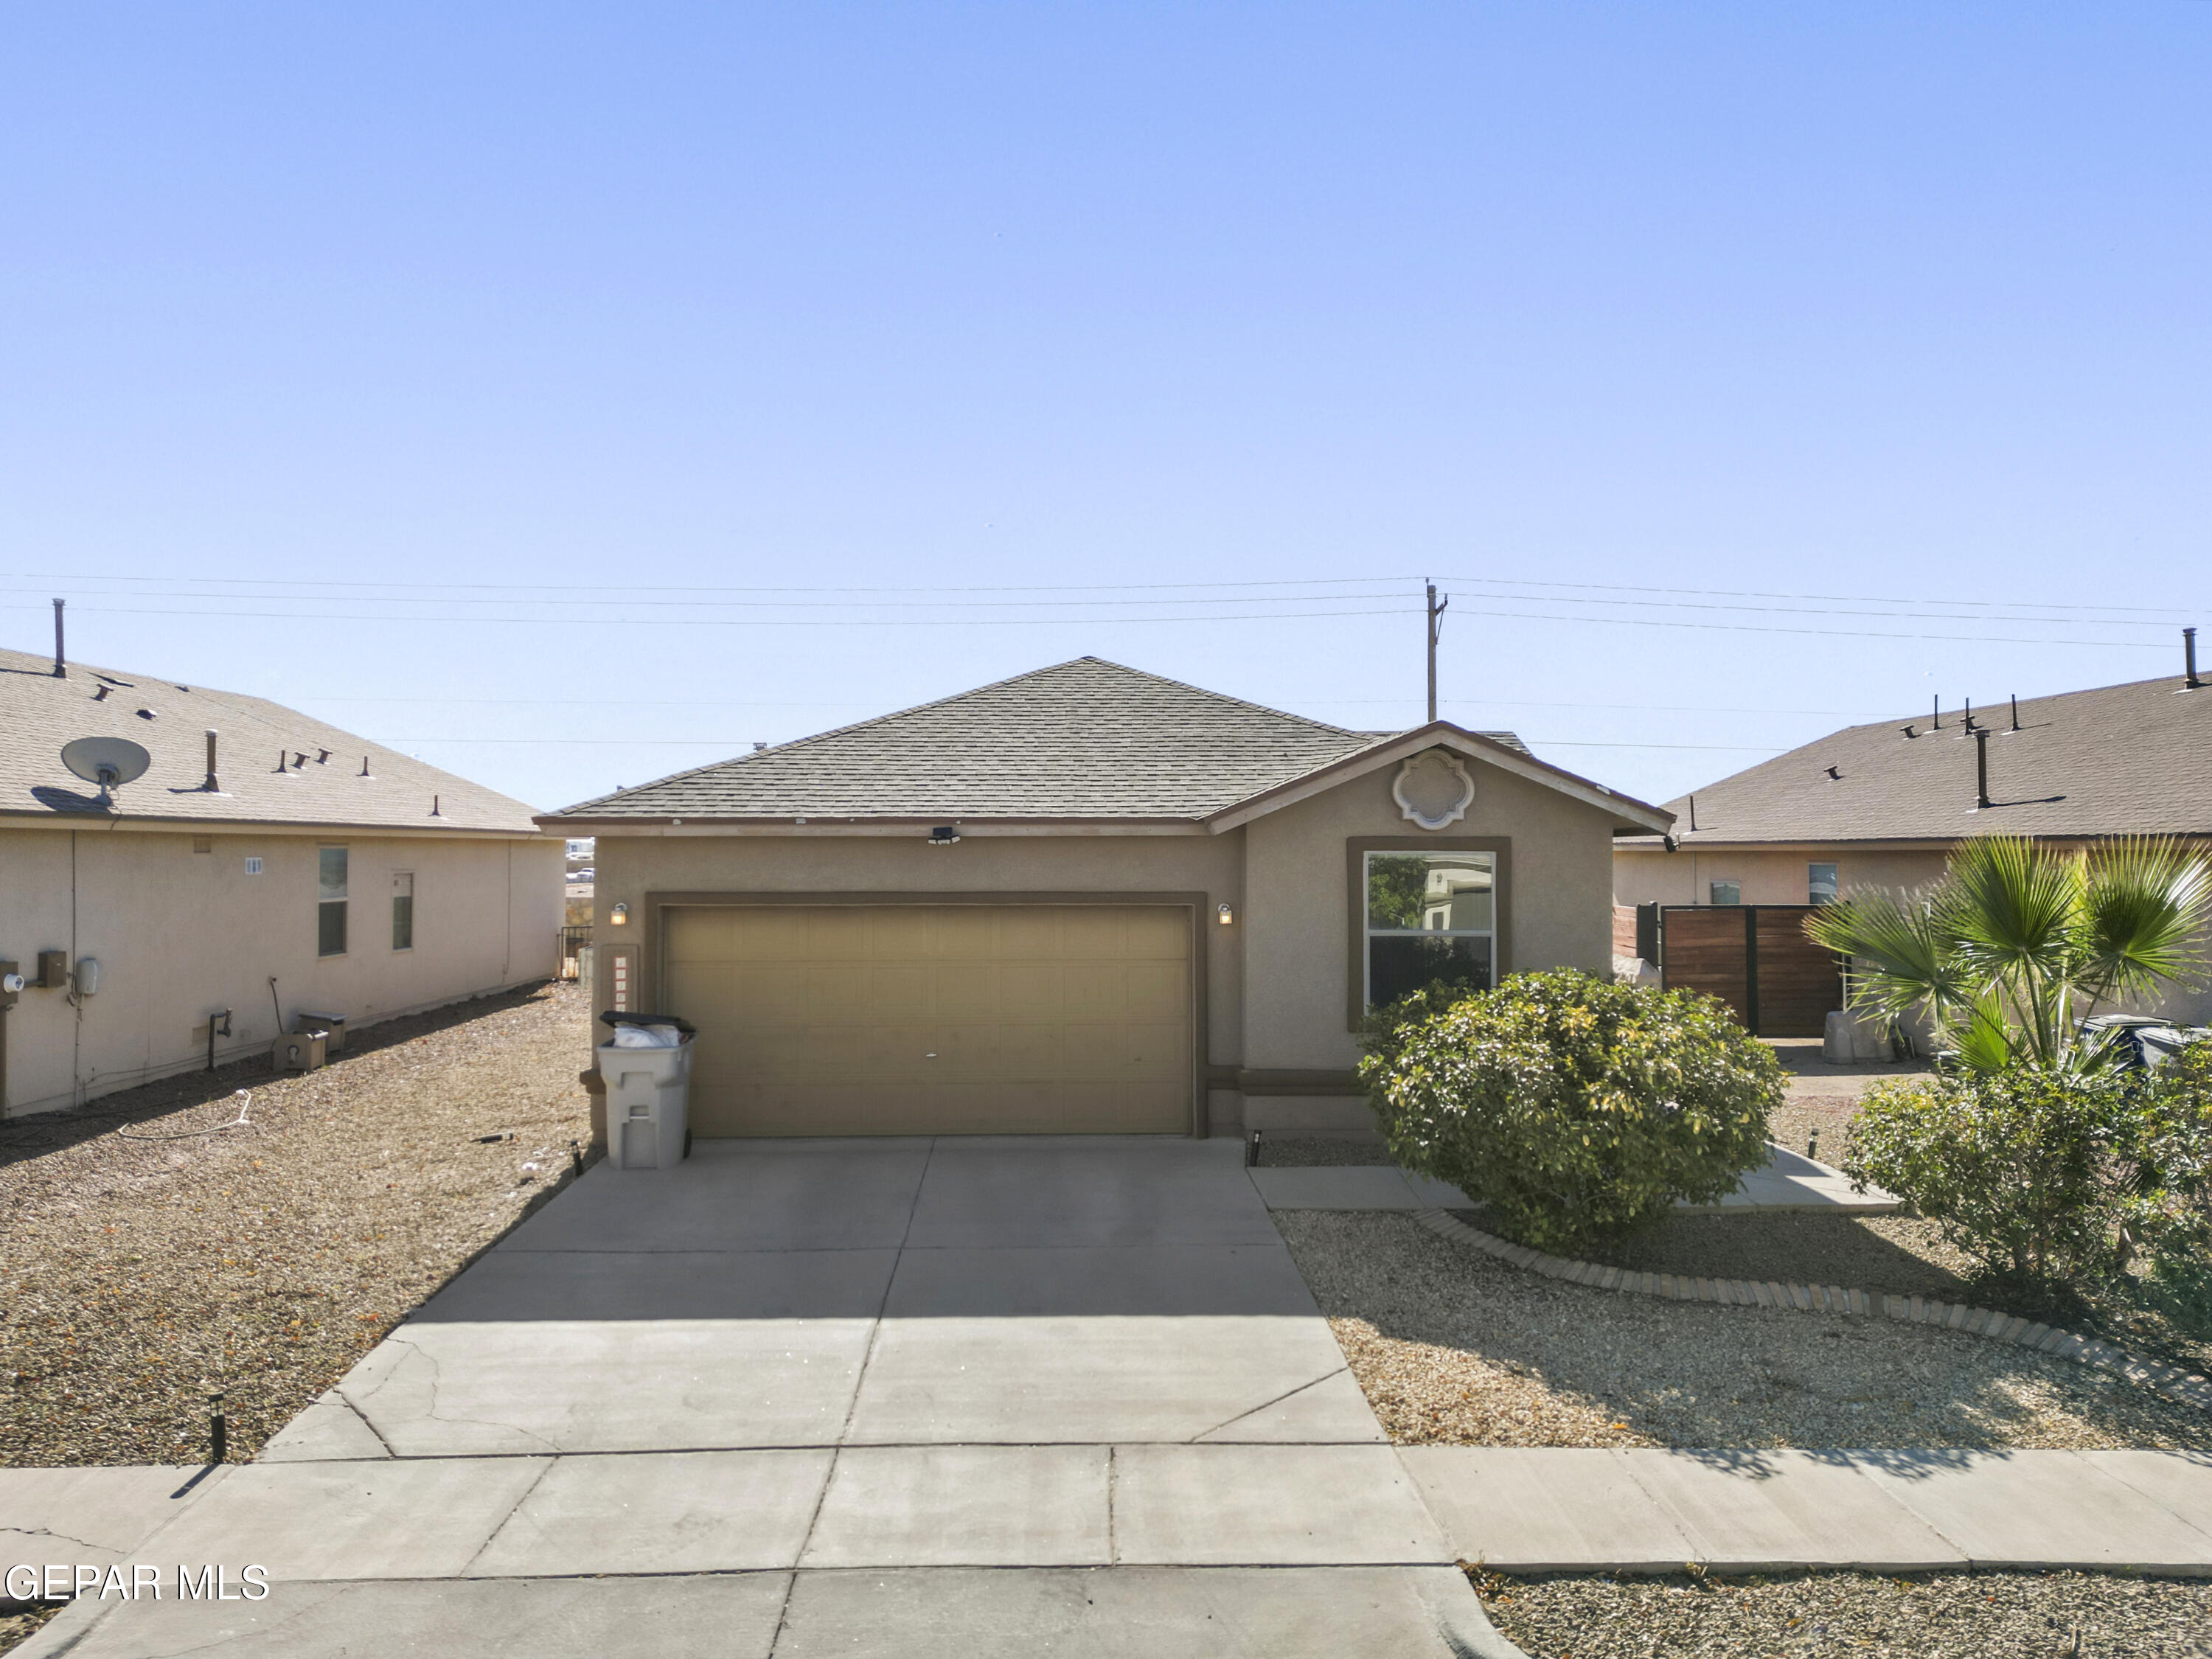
[1364,851,1495,1010]
[392,871,415,950]
[317,846,349,956]
[1808,863,1838,905]
[1708,880,1742,906]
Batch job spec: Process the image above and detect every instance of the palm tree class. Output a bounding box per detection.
[1805,835,2212,1074]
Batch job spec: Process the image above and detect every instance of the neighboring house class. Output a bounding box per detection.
[543,658,1671,1138]
[0,644,563,1119]
[1613,669,2212,1026]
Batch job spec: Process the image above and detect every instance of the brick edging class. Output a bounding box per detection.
[1413,1207,2212,1414]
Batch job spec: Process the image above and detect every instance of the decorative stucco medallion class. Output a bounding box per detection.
[1393,749,1475,831]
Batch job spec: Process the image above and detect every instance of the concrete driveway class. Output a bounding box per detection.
[30,1137,1512,1658]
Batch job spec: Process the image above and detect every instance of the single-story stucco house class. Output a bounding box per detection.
[1613,667,2212,1026]
[544,658,1672,1138]
[0,642,563,1118]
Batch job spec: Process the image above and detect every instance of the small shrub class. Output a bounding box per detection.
[2121,1036,2212,1272]
[1842,1068,2127,1287]
[1357,969,1781,1255]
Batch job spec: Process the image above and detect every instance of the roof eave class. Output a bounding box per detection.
[1202,722,1674,835]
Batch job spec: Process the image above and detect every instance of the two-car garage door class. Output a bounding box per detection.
[662,904,1194,1136]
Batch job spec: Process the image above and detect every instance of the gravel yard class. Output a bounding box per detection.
[0,981,591,1467]
[1276,1210,2208,1449]
[1472,1568,2212,1658]
[0,1605,58,1656]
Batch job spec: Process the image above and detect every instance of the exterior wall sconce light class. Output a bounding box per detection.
[1217,903,1234,926]
[609,902,630,926]
[927,826,962,846]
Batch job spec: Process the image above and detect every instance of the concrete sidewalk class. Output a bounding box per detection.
[1403,1447,2212,1574]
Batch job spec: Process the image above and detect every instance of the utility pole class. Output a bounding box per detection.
[1425,580,1448,723]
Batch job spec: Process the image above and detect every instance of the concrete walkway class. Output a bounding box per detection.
[1252,1141,1899,1214]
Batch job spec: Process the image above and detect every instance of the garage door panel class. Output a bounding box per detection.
[933,965,1003,1021]
[927,908,1002,961]
[1124,1020,1189,1081]
[805,909,872,960]
[866,907,936,957]
[867,963,936,1021]
[1116,1081,1191,1133]
[665,909,738,964]
[1121,906,1190,958]
[731,908,813,961]
[1124,961,1189,1018]
[984,906,1057,958]
[1058,908,1131,960]
[997,1022,1066,1077]
[1062,962,1126,1014]
[663,903,1192,1135]
[994,961,1068,1020]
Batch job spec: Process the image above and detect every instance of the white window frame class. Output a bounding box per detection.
[1361,849,1498,1012]
[391,870,415,952]
[317,846,349,957]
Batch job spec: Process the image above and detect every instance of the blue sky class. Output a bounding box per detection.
[4,3,2206,812]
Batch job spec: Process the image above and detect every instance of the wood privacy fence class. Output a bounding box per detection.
[1658,905,1843,1037]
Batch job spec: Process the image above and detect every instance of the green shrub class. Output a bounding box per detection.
[2120,1036,2212,1270]
[1357,970,1781,1255]
[1842,1069,2126,1287]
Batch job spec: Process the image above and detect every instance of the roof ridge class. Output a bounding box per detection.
[566,657,1371,812]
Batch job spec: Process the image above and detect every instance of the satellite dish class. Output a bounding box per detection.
[61,736,152,802]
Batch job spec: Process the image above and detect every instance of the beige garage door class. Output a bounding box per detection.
[663,904,1194,1136]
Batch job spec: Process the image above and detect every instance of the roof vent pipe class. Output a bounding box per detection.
[52,598,66,679]
[2010,694,2020,732]
[1688,793,1697,832]
[1975,728,1992,810]
[1963,698,1977,734]
[2188,627,2202,691]
[203,729,220,793]
[1932,695,1941,731]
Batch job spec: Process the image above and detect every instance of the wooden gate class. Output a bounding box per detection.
[1658,905,1842,1037]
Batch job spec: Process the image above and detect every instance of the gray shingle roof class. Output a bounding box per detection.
[0,646,543,834]
[1624,675,2212,847]
[549,658,1526,821]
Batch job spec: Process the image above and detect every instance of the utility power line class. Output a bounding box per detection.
[0,597,2171,648]
[3,566,2190,619]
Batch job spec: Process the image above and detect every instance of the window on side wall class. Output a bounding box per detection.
[392,871,414,950]
[1808,863,1838,905]
[1363,850,1496,1011]
[318,846,349,956]
[1708,880,1742,906]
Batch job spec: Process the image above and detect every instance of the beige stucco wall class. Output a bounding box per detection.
[0,824,561,1118]
[1613,845,1949,909]
[1242,757,1619,1074]
[588,750,1627,1135]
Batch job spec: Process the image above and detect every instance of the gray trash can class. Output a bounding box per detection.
[595,1023,695,1169]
